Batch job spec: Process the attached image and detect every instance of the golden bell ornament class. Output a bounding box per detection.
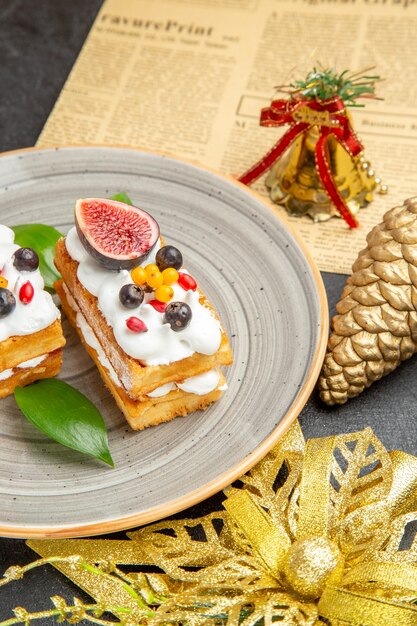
[319,196,417,404]
[266,126,379,222]
[239,68,386,228]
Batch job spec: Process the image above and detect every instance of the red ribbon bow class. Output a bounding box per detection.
[238,96,363,228]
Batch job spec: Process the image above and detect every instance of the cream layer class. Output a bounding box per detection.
[0,354,48,381]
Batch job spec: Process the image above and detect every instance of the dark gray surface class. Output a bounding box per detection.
[0,0,416,622]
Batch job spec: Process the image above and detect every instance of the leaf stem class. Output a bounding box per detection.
[0,604,134,626]
[0,557,82,587]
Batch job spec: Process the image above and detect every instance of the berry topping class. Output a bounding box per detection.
[119,284,144,309]
[126,316,148,333]
[0,276,8,289]
[162,267,179,285]
[156,245,183,271]
[149,299,167,312]
[0,288,16,318]
[154,284,174,303]
[178,272,197,291]
[75,197,160,270]
[19,281,34,304]
[13,247,39,272]
[145,264,163,289]
[131,266,147,286]
[164,301,192,331]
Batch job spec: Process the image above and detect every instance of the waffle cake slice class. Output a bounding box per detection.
[56,279,226,430]
[55,197,232,429]
[0,225,65,398]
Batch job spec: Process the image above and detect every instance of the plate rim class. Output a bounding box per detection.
[0,144,329,538]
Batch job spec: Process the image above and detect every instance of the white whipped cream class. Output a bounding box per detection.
[177,369,220,395]
[0,353,48,381]
[0,368,12,381]
[0,226,14,245]
[65,227,222,366]
[0,225,60,342]
[17,354,47,369]
[147,382,176,398]
[146,369,221,398]
[62,283,120,387]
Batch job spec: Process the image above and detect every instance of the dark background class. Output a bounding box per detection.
[1,0,417,622]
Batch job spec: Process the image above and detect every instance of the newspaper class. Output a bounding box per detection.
[37,0,417,274]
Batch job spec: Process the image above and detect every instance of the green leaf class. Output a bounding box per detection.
[110,192,133,205]
[14,379,114,467]
[12,223,63,292]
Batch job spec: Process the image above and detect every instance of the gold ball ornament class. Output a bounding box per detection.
[282,537,344,600]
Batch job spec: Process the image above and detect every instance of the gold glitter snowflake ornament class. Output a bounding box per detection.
[2,422,417,625]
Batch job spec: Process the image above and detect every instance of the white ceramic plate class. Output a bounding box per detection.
[0,146,328,538]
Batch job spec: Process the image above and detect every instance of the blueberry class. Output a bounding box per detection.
[156,246,183,271]
[164,301,192,331]
[13,248,39,272]
[0,288,16,318]
[119,284,144,308]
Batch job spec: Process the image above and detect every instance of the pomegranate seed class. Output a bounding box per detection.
[19,281,34,304]
[178,272,197,291]
[149,299,167,312]
[126,316,147,333]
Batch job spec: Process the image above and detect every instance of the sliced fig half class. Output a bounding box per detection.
[75,198,159,270]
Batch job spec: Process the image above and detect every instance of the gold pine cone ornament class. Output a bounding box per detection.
[319,196,417,404]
